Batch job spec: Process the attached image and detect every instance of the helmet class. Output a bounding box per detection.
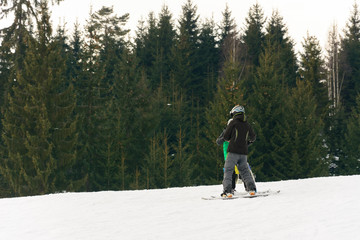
[230,105,245,116]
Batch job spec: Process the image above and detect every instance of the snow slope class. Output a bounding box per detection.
[1,175,359,240]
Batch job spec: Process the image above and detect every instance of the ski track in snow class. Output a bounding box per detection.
[0,175,359,240]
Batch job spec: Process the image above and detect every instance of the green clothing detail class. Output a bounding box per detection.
[223,141,240,174]
[223,141,229,161]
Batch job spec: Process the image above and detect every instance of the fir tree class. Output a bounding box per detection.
[282,80,328,179]
[241,3,266,98]
[264,10,298,88]
[343,94,360,174]
[340,3,360,116]
[242,3,266,68]
[170,0,204,184]
[0,31,11,115]
[113,48,153,189]
[0,28,12,181]
[247,41,288,181]
[91,99,122,190]
[75,10,105,191]
[1,0,38,73]
[192,18,219,184]
[68,22,84,88]
[156,5,176,91]
[203,47,246,184]
[134,5,176,92]
[325,109,347,176]
[299,34,329,116]
[142,129,174,189]
[1,0,77,195]
[218,4,236,51]
[78,6,130,190]
[49,26,81,192]
[143,133,163,189]
[198,18,219,106]
[172,126,193,187]
[218,4,237,67]
[173,0,201,100]
[134,11,158,87]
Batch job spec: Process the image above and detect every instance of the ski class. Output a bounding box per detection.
[201,189,280,200]
[242,190,280,198]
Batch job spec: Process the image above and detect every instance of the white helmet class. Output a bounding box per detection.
[230,105,245,116]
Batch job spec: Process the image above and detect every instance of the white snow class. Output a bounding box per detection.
[1,175,359,240]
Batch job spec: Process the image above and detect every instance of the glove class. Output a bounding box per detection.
[216,130,225,145]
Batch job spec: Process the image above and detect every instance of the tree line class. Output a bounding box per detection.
[0,0,359,197]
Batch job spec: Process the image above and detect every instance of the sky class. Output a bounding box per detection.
[0,0,358,53]
[50,0,357,53]
[1,175,359,239]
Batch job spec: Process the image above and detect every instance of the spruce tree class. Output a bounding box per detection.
[249,35,327,180]
[173,0,201,99]
[218,4,236,54]
[68,22,84,86]
[339,3,360,116]
[134,11,158,88]
[134,5,176,92]
[242,3,266,98]
[203,47,246,184]
[299,34,328,116]
[264,10,298,88]
[113,48,153,190]
[242,3,266,68]
[0,26,12,197]
[48,27,81,192]
[91,99,122,190]
[0,0,38,196]
[77,6,130,191]
[343,94,360,174]
[325,109,347,176]
[0,32,11,116]
[247,42,288,181]
[142,129,174,189]
[198,18,219,107]
[1,0,77,195]
[282,80,328,179]
[0,0,39,73]
[172,126,193,187]
[156,5,176,91]
[171,0,204,184]
[75,14,103,191]
[143,133,164,189]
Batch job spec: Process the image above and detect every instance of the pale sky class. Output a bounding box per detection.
[1,0,358,53]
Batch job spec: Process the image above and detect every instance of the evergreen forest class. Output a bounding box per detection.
[0,0,359,197]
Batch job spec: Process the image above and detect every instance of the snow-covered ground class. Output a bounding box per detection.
[1,175,359,240]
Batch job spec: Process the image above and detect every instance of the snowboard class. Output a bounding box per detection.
[201,189,280,200]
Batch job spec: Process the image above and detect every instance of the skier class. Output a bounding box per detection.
[216,118,239,193]
[221,105,256,198]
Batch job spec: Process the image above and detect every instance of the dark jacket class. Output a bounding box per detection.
[223,114,256,155]
[216,129,226,146]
